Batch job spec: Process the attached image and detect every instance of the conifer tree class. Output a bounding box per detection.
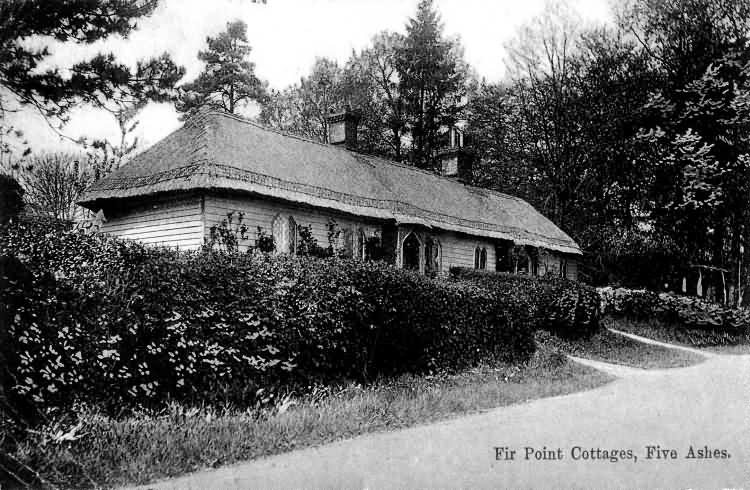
[175,20,267,119]
[0,1,184,150]
[396,0,466,169]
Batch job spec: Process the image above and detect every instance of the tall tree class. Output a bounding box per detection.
[465,81,530,193]
[175,20,267,119]
[396,0,467,169]
[259,88,302,134]
[346,31,407,160]
[621,0,750,299]
[260,57,358,143]
[0,1,184,144]
[296,58,347,142]
[618,0,750,91]
[468,6,659,283]
[502,2,587,229]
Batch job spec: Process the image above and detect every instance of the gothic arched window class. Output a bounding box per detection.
[425,237,441,274]
[475,246,487,270]
[402,232,421,271]
[272,214,297,254]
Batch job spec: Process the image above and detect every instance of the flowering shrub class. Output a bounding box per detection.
[450,267,601,339]
[597,286,750,334]
[0,219,535,418]
[205,211,249,253]
[295,224,329,257]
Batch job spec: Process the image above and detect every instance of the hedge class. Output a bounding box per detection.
[0,219,536,418]
[598,286,750,334]
[450,267,601,339]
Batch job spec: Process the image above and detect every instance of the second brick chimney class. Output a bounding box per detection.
[438,127,474,184]
[326,108,360,150]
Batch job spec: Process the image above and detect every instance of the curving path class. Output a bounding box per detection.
[131,333,750,490]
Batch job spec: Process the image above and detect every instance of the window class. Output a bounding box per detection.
[495,240,514,272]
[402,232,421,271]
[272,214,286,254]
[524,246,539,276]
[516,248,529,274]
[342,227,353,257]
[475,246,487,270]
[424,237,441,274]
[288,216,297,254]
[357,229,367,260]
[272,214,297,254]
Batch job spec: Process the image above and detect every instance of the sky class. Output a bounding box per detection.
[8,0,613,156]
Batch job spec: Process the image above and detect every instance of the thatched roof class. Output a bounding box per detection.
[79,111,581,255]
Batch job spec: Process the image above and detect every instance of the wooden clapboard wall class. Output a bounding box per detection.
[440,231,496,271]
[203,192,382,253]
[98,190,578,281]
[395,226,497,272]
[99,194,204,250]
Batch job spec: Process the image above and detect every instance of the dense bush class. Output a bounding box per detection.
[598,287,750,334]
[0,255,33,408]
[0,219,535,418]
[597,287,663,320]
[450,267,601,339]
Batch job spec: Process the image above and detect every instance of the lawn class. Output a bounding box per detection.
[5,350,612,490]
[535,320,706,369]
[611,317,750,355]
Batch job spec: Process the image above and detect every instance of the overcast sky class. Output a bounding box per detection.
[9,0,613,156]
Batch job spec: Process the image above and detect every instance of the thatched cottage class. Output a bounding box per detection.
[78,109,581,279]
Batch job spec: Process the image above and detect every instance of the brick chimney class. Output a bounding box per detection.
[326,108,360,149]
[438,127,474,184]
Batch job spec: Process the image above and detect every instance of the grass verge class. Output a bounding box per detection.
[4,350,612,489]
[610,317,750,355]
[535,321,706,369]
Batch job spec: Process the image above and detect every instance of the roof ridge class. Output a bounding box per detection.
[198,111,524,203]
[204,111,457,177]
[471,186,523,202]
[206,110,334,149]
[354,152,523,202]
[96,110,528,210]
[203,111,521,199]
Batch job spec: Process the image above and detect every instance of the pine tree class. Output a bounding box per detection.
[396,0,466,170]
[0,1,184,149]
[175,20,267,119]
